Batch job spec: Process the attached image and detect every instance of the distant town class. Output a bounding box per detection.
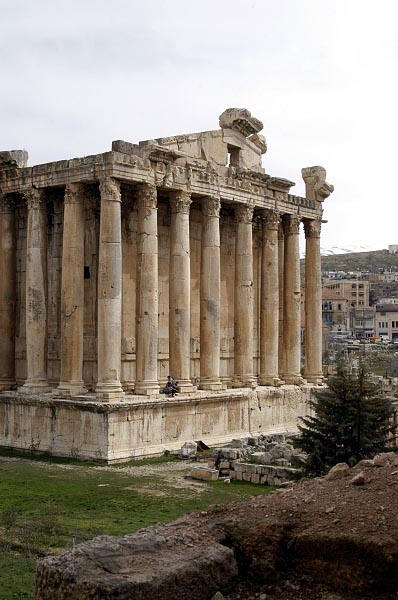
[303,246,398,376]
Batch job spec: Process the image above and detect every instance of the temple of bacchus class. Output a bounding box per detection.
[0,108,333,460]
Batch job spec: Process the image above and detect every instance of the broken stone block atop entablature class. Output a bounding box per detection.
[0,150,28,168]
[111,108,266,174]
[219,108,263,137]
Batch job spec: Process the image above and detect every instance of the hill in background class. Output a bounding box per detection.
[300,250,398,274]
[320,249,398,273]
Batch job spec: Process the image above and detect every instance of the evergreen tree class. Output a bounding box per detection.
[294,360,396,476]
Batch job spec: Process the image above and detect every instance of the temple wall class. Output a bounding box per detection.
[0,386,313,461]
[82,188,99,389]
[11,192,263,391]
[189,203,201,383]
[220,212,235,383]
[15,204,27,383]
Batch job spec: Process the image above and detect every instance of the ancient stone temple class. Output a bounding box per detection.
[0,109,333,460]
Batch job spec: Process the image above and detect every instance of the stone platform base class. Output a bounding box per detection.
[0,386,314,462]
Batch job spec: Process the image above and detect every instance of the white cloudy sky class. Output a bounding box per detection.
[1,0,398,252]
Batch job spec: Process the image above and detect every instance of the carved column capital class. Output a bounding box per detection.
[304,218,322,239]
[235,203,254,224]
[283,213,301,235]
[23,188,45,211]
[64,183,85,205]
[260,209,279,231]
[169,190,191,214]
[99,177,121,202]
[278,221,285,240]
[202,196,221,218]
[137,183,157,209]
[0,193,15,213]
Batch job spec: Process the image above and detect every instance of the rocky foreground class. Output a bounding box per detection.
[36,453,398,600]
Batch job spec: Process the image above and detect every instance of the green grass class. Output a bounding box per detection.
[0,455,273,599]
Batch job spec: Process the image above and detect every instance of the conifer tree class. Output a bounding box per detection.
[294,360,396,475]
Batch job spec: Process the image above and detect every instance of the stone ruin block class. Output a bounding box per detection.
[181,441,197,459]
[189,467,219,482]
[219,460,231,469]
[231,438,248,448]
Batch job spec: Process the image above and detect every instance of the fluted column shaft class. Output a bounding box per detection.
[199,196,223,390]
[278,222,285,378]
[282,214,304,384]
[304,218,323,383]
[20,189,50,393]
[135,184,159,395]
[259,210,281,386]
[233,204,255,388]
[95,178,124,401]
[0,195,16,390]
[169,191,195,393]
[57,184,87,396]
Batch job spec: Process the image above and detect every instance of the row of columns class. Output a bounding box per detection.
[0,180,323,397]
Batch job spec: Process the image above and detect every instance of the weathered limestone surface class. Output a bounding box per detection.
[95,178,124,401]
[277,222,285,377]
[0,386,313,461]
[0,110,333,459]
[169,191,195,393]
[135,184,159,396]
[233,204,255,388]
[0,195,16,390]
[304,218,323,383]
[282,214,303,385]
[200,196,222,390]
[259,210,280,386]
[36,520,237,600]
[19,189,51,393]
[57,184,87,397]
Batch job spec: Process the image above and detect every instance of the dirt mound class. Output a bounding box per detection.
[36,453,398,599]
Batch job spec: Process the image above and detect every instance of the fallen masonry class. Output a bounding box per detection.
[36,452,398,599]
[189,433,303,485]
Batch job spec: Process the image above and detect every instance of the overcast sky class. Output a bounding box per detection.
[1,0,397,253]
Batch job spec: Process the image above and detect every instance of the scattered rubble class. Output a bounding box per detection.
[190,434,303,486]
[36,452,398,599]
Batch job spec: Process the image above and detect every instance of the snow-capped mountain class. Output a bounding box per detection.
[320,245,373,256]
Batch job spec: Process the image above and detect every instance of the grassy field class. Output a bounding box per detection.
[0,449,273,599]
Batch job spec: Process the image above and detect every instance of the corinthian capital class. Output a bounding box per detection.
[283,214,301,235]
[0,193,15,213]
[137,183,157,209]
[99,177,121,202]
[304,218,322,239]
[170,190,191,214]
[235,203,254,224]
[202,196,221,218]
[261,209,279,231]
[23,188,45,211]
[65,183,85,205]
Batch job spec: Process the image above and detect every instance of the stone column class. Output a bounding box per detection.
[0,194,16,390]
[278,222,285,378]
[57,184,87,396]
[233,204,256,388]
[282,214,304,385]
[258,209,282,386]
[95,178,124,401]
[169,190,195,393]
[135,184,159,395]
[19,188,51,393]
[199,196,223,391]
[304,218,323,383]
